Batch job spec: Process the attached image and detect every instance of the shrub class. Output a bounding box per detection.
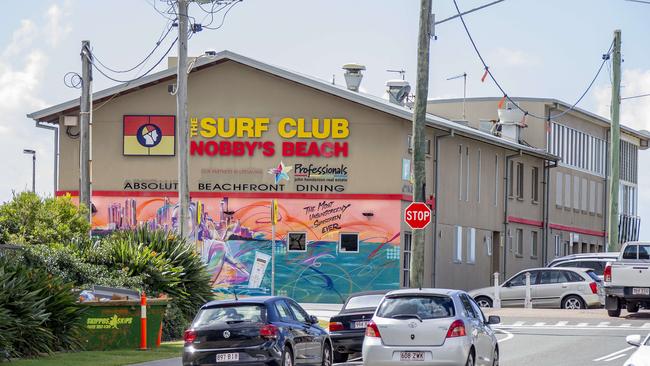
[0,192,90,246]
[0,253,84,358]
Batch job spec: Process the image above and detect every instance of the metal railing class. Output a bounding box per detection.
[619,214,641,244]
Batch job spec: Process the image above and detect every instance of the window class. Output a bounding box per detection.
[376,295,455,319]
[548,122,606,176]
[287,232,306,252]
[620,140,639,184]
[454,226,463,263]
[467,228,476,264]
[465,147,470,202]
[460,294,478,319]
[573,175,580,211]
[477,149,481,202]
[485,235,492,257]
[555,172,563,207]
[531,231,538,258]
[516,162,524,199]
[554,235,561,257]
[274,301,294,322]
[516,229,523,257]
[194,305,265,327]
[339,233,359,253]
[458,145,463,201]
[426,139,432,155]
[589,181,596,214]
[581,178,588,212]
[564,174,571,208]
[287,300,310,323]
[622,245,637,260]
[539,270,569,284]
[508,160,514,197]
[494,155,499,207]
[507,271,539,287]
[596,182,603,215]
[531,167,539,203]
[402,232,412,287]
[408,136,432,156]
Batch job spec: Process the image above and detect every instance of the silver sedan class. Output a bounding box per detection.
[362,288,500,366]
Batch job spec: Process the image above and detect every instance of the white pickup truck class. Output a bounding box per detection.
[604,242,650,317]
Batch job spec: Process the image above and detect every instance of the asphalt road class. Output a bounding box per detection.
[132,308,650,366]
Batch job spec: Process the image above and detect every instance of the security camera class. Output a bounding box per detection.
[204,50,217,57]
[168,84,177,95]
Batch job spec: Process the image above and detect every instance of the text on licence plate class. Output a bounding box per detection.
[353,320,369,329]
[216,353,239,362]
[400,351,425,361]
[633,288,650,295]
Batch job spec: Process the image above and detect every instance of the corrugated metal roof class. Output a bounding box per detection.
[27,50,557,160]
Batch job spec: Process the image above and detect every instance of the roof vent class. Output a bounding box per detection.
[386,80,411,106]
[497,102,525,143]
[342,63,366,92]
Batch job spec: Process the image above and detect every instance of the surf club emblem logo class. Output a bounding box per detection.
[123,115,175,156]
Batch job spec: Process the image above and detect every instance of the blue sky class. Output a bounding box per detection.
[1,0,649,238]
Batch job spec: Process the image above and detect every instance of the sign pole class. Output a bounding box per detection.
[271,199,277,296]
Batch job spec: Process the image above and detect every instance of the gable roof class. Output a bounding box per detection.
[27,50,556,160]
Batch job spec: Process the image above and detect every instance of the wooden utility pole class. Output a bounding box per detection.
[80,40,92,223]
[176,0,190,237]
[608,29,621,251]
[410,0,432,288]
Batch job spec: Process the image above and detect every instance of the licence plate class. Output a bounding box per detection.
[353,320,369,329]
[633,288,650,295]
[400,351,425,361]
[216,353,239,362]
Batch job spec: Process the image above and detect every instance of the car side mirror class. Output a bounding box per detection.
[308,315,319,325]
[487,316,501,325]
[626,334,642,347]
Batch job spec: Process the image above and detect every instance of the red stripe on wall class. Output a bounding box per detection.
[56,190,409,200]
[123,116,148,135]
[507,216,544,228]
[123,115,175,136]
[549,223,606,238]
[149,116,175,135]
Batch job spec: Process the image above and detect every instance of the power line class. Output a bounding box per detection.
[203,0,242,30]
[451,0,614,121]
[622,93,650,100]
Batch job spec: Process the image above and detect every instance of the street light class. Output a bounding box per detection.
[23,149,36,193]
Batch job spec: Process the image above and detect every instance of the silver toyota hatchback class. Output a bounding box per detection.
[362,288,500,366]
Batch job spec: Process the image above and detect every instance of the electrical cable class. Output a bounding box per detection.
[622,93,650,100]
[452,0,614,121]
[203,0,242,30]
[92,23,175,74]
[88,37,178,84]
[197,1,234,28]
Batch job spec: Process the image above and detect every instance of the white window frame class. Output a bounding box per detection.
[494,155,499,207]
[554,235,561,257]
[555,171,563,207]
[458,145,463,201]
[468,228,476,264]
[338,233,359,253]
[287,232,308,252]
[531,231,538,259]
[573,175,580,211]
[485,235,492,257]
[454,226,463,263]
[516,229,524,257]
[465,147,470,202]
[477,149,481,203]
[564,174,572,209]
[581,178,588,212]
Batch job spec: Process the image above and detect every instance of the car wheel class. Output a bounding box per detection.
[466,351,475,366]
[475,296,493,308]
[492,347,499,366]
[321,342,332,366]
[607,308,621,317]
[281,346,293,366]
[561,295,585,310]
[626,303,639,313]
[333,351,348,363]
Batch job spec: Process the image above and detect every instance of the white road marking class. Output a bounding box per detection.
[593,346,634,362]
[643,323,650,328]
[533,322,546,326]
[512,321,525,326]
[597,322,610,327]
[495,328,514,343]
[602,353,628,362]
[555,321,568,326]
[619,323,632,328]
[577,322,588,327]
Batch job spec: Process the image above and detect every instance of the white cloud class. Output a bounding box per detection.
[492,47,539,67]
[44,3,72,47]
[2,20,37,58]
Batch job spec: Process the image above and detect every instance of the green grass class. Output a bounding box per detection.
[9,342,183,366]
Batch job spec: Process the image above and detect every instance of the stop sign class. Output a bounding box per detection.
[404,202,432,230]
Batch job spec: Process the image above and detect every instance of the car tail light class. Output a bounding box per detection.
[446,320,466,338]
[604,264,612,283]
[589,282,598,294]
[365,321,381,338]
[329,322,345,332]
[260,324,279,339]
[184,330,197,345]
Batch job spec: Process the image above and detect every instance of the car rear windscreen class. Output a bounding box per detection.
[376,295,454,319]
[194,305,265,327]
[344,294,385,310]
[586,270,602,282]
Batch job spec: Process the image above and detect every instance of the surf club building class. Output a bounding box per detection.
[28,51,580,302]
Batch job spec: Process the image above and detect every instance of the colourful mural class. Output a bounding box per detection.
[87,194,401,303]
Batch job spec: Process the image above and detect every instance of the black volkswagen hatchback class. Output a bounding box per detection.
[182,296,332,366]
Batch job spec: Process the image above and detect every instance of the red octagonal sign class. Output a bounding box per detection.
[404,202,432,230]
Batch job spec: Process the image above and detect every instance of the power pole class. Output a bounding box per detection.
[410,0,432,288]
[80,40,92,223]
[176,0,190,237]
[608,29,622,251]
